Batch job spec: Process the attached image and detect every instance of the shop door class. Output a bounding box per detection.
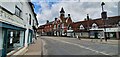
[94,32,98,39]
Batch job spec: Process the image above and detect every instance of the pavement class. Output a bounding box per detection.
[80,38,119,45]
[23,37,43,56]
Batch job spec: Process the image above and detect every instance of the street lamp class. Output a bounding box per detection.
[101,2,108,42]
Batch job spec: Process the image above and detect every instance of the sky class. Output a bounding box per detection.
[31,0,120,26]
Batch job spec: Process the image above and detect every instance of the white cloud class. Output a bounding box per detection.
[35,1,118,25]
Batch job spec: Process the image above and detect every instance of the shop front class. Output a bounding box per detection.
[106,28,119,39]
[90,29,104,39]
[67,30,73,37]
[0,22,26,57]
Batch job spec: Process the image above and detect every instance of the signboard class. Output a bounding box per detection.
[106,28,119,32]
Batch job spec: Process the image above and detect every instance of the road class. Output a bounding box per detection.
[41,36,118,57]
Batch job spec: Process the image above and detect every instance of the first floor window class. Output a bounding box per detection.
[15,6,21,17]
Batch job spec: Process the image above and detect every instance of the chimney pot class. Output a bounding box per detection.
[68,14,70,17]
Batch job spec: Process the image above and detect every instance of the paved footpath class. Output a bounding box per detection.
[23,37,43,56]
[80,38,119,45]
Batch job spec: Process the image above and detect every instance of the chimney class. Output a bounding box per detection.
[46,20,49,24]
[87,14,89,20]
[68,14,70,17]
[55,18,57,21]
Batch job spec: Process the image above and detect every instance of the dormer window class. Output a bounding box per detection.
[80,25,84,29]
[92,23,98,29]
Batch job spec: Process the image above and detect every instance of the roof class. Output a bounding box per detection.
[29,2,39,26]
[74,16,120,29]
[60,7,65,13]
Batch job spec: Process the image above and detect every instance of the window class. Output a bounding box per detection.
[33,20,34,26]
[80,25,84,29]
[6,30,24,53]
[54,25,56,29]
[15,6,21,17]
[58,24,60,29]
[92,23,98,29]
[29,14,31,25]
[62,23,64,28]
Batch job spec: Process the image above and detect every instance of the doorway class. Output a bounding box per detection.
[94,32,98,39]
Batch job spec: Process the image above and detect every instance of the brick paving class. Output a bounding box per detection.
[24,37,43,55]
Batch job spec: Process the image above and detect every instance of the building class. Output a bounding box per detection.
[0,1,38,57]
[38,7,73,36]
[73,16,120,39]
[37,7,120,40]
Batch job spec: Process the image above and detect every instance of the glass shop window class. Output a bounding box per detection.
[7,30,24,53]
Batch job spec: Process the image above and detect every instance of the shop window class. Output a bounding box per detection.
[6,30,24,53]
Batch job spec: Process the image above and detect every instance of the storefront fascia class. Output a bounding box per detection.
[0,22,26,57]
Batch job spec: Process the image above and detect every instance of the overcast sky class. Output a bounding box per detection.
[31,0,119,26]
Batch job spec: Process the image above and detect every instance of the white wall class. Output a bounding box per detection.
[0,2,15,14]
[0,28,3,49]
[0,28,3,56]
[0,1,38,47]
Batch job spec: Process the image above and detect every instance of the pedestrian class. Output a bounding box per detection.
[32,37,36,44]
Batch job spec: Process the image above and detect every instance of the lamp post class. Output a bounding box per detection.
[101,2,108,42]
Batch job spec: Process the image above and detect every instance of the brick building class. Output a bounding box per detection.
[71,16,120,39]
[37,8,120,39]
[37,7,73,36]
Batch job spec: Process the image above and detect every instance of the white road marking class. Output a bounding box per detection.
[49,37,110,55]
